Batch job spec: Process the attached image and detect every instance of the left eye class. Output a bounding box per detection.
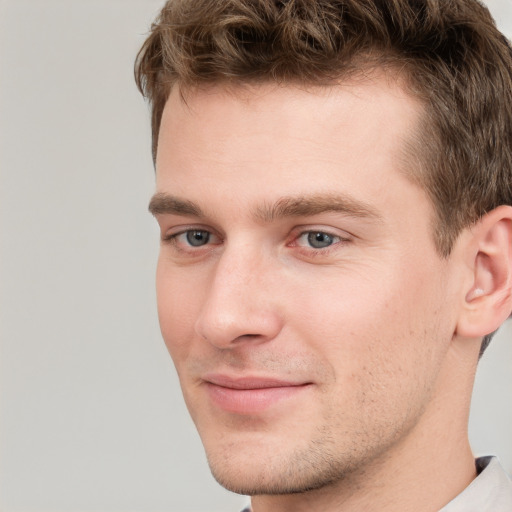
[298,231,340,249]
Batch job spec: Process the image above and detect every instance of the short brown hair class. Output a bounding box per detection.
[135,0,512,259]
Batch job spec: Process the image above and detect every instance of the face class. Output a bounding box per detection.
[152,79,462,495]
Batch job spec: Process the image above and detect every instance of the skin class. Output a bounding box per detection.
[152,77,483,511]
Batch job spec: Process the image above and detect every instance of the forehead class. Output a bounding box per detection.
[155,77,426,221]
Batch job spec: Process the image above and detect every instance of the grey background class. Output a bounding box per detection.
[0,1,510,511]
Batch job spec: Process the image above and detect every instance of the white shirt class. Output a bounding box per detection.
[440,456,512,511]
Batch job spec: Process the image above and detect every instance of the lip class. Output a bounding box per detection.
[203,374,312,414]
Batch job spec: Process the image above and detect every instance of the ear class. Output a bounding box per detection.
[456,205,512,339]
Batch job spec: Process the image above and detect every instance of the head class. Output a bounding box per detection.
[136,0,512,502]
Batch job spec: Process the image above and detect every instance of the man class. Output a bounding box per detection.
[135,1,512,510]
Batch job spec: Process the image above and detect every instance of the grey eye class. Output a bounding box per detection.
[186,230,210,246]
[307,231,335,248]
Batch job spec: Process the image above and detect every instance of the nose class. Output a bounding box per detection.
[194,245,283,349]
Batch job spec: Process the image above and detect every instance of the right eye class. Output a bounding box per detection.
[163,228,221,252]
[183,230,211,247]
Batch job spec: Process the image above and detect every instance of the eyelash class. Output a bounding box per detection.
[292,231,345,250]
[162,228,350,258]
[162,229,220,251]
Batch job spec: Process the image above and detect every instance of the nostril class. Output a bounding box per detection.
[234,333,261,341]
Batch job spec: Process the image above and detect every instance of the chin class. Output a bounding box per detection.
[204,441,354,496]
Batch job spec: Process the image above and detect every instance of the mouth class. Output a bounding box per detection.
[202,374,313,414]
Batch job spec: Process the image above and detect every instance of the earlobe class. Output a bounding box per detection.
[456,206,512,339]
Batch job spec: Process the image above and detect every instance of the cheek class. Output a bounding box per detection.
[289,259,450,384]
[156,259,205,360]
[294,282,446,441]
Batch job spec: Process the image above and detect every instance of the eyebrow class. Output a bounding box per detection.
[254,194,382,222]
[148,193,204,217]
[148,192,382,222]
